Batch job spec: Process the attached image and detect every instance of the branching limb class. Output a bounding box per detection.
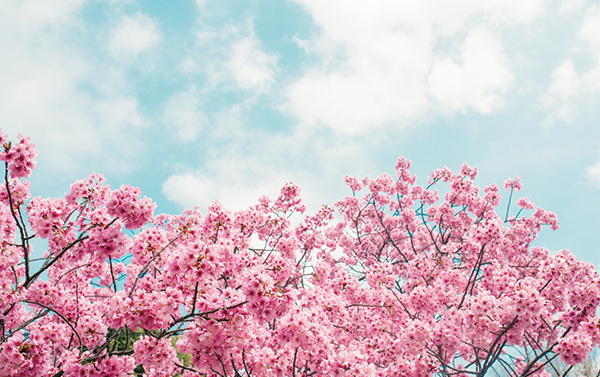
[22,300,83,352]
[24,234,90,289]
[457,244,486,310]
[128,231,184,298]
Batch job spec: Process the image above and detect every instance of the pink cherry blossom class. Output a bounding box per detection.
[0,130,598,377]
[107,185,156,230]
[2,134,37,179]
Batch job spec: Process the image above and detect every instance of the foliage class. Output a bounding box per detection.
[0,129,599,376]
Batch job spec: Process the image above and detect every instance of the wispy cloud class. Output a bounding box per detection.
[179,19,279,98]
[428,27,513,114]
[0,2,147,176]
[162,170,290,212]
[544,59,580,123]
[161,141,295,212]
[586,161,600,187]
[544,5,600,125]
[159,17,286,208]
[226,37,278,93]
[108,12,161,63]
[163,86,207,143]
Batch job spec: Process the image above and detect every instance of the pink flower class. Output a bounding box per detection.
[460,162,478,179]
[344,175,363,192]
[3,134,37,179]
[274,182,305,213]
[3,128,599,377]
[516,197,535,210]
[504,175,522,191]
[107,185,156,229]
[134,337,177,375]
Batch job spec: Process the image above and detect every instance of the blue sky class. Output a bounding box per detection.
[1,0,600,267]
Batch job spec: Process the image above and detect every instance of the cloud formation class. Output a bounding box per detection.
[226,37,278,93]
[545,5,600,125]
[545,60,581,123]
[163,87,207,143]
[586,162,600,187]
[108,12,161,63]
[0,1,146,175]
[284,0,543,133]
[428,28,513,114]
[161,144,296,212]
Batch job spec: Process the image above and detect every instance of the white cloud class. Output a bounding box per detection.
[544,5,600,124]
[162,172,288,212]
[548,60,581,101]
[161,103,289,211]
[284,23,432,134]
[561,0,586,13]
[161,134,294,211]
[578,6,600,93]
[162,173,210,209]
[160,102,349,213]
[163,87,207,143]
[428,28,513,114]
[160,140,342,213]
[578,5,600,55]
[178,57,200,75]
[226,37,278,93]
[586,161,600,187]
[544,59,580,123]
[291,0,545,41]
[1,0,84,35]
[286,66,429,134]
[194,0,208,8]
[185,21,278,96]
[284,0,542,134]
[0,2,146,175]
[487,0,545,23]
[108,12,161,62]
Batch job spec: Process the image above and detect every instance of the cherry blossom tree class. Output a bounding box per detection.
[0,129,598,377]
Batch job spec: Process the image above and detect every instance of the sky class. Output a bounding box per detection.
[1,0,600,268]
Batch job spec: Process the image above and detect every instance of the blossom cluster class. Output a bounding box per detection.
[107,185,156,230]
[0,128,598,377]
[0,132,37,179]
